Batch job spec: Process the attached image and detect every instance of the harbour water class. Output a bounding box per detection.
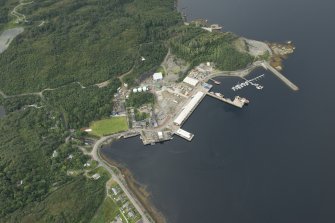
[102,0,335,222]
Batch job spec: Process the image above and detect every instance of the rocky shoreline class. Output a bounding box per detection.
[268,41,295,71]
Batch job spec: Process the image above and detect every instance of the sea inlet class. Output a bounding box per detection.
[102,0,335,222]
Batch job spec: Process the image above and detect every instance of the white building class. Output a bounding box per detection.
[92,173,101,180]
[52,150,58,158]
[174,92,205,126]
[111,187,118,195]
[158,131,163,140]
[153,72,163,81]
[183,76,199,87]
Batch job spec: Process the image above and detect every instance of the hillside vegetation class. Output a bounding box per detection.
[0,0,180,221]
[0,0,181,94]
[169,25,253,71]
[0,0,256,222]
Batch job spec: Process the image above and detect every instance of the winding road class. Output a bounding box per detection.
[11,1,34,23]
[90,133,153,223]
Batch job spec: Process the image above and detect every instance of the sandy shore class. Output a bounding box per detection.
[100,152,167,223]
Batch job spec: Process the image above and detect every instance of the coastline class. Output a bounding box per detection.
[100,150,167,223]
[90,3,298,223]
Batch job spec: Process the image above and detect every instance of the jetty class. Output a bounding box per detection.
[232,74,265,91]
[175,128,194,141]
[173,91,206,126]
[140,130,173,145]
[261,62,299,91]
[206,92,249,108]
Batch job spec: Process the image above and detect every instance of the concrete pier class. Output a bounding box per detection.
[262,62,299,91]
[140,130,173,145]
[206,92,248,108]
[123,131,140,139]
[174,92,206,126]
[175,128,194,141]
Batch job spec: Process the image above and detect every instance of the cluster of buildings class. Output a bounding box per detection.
[109,183,141,222]
[132,86,149,93]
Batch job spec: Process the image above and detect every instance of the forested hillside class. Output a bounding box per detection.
[0,0,181,94]
[0,0,255,222]
[0,0,180,222]
[0,108,105,221]
[169,25,253,71]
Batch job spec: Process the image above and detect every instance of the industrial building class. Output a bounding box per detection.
[183,76,199,87]
[153,72,163,81]
[174,91,205,126]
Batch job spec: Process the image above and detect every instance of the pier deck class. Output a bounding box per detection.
[173,91,206,126]
[175,128,194,141]
[206,92,247,108]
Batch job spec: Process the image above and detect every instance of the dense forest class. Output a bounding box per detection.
[0,0,181,95]
[0,108,103,221]
[169,25,254,71]
[43,80,120,129]
[126,92,155,108]
[0,0,257,222]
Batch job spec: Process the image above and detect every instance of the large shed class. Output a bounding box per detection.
[153,72,163,81]
[174,92,205,126]
[183,76,199,87]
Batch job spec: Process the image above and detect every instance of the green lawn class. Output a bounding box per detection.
[90,197,119,223]
[90,116,128,137]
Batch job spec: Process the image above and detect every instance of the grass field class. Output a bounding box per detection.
[90,197,119,223]
[90,116,128,137]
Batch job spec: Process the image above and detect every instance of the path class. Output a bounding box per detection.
[204,60,264,81]
[160,48,171,75]
[11,1,34,23]
[0,81,87,99]
[204,60,299,91]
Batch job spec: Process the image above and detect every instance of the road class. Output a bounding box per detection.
[90,133,153,223]
[11,1,34,23]
[203,60,299,91]
[204,60,264,81]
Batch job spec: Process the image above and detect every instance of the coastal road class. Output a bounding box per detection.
[204,60,299,91]
[204,60,264,81]
[91,133,152,223]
